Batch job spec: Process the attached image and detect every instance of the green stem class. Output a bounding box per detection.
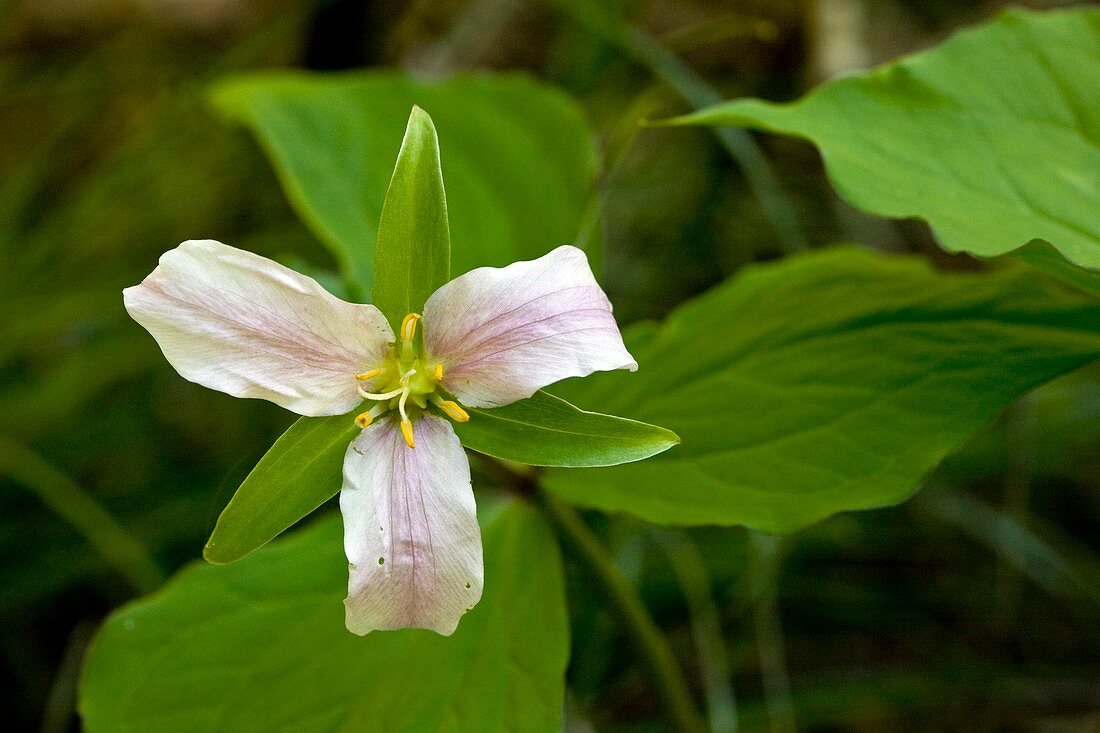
[0,435,164,594]
[542,0,808,252]
[748,532,795,733]
[993,401,1033,638]
[540,493,706,733]
[38,620,96,733]
[651,528,739,733]
[917,486,1100,608]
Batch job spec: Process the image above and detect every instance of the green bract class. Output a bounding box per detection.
[81,503,570,733]
[665,7,1100,279]
[544,247,1100,533]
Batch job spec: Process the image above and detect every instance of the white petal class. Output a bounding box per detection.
[423,245,637,408]
[123,240,393,417]
[341,414,483,635]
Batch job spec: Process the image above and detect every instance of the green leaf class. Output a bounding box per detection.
[665,8,1100,273]
[210,72,596,295]
[372,107,450,329]
[453,390,679,468]
[540,247,1100,533]
[81,502,569,733]
[204,414,358,564]
[1015,240,1100,299]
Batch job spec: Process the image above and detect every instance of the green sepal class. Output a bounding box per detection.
[372,106,451,330]
[454,390,679,468]
[203,413,358,565]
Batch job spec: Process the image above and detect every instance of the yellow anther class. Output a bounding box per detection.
[400,418,416,448]
[434,363,444,381]
[355,368,381,381]
[438,400,469,423]
[400,312,421,343]
[354,411,374,428]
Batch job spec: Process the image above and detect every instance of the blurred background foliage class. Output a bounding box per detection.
[1,0,1096,730]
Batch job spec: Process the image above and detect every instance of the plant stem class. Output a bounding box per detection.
[38,620,96,733]
[0,435,164,594]
[993,400,1034,638]
[542,0,808,252]
[748,532,795,733]
[917,486,1100,608]
[540,493,706,733]
[651,528,739,733]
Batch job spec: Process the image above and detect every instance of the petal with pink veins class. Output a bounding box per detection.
[341,414,483,635]
[124,239,392,416]
[423,245,637,408]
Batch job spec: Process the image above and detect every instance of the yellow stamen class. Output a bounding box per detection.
[357,385,404,401]
[400,418,416,448]
[355,368,381,381]
[397,384,411,420]
[434,363,444,381]
[354,411,374,428]
[400,313,421,343]
[438,400,469,423]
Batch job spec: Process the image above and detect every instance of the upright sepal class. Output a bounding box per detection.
[372,106,451,330]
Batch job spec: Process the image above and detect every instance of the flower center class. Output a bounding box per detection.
[352,312,469,448]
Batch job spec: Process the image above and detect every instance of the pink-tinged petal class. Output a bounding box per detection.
[423,245,637,408]
[123,239,393,417]
[341,414,483,635]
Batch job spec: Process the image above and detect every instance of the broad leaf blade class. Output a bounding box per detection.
[454,390,679,468]
[204,414,357,564]
[1015,241,1100,299]
[81,502,569,733]
[209,72,596,294]
[666,8,1100,273]
[372,107,450,328]
[541,247,1100,533]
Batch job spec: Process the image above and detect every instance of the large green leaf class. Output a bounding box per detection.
[81,502,569,733]
[372,106,450,329]
[1015,241,1100,299]
[454,390,679,468]
[541,247,1100,533]
[210,72,596,294]
[667,8,1100,272]
[204,414,358,565]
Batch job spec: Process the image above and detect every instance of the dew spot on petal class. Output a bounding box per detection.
[378,557,385,565]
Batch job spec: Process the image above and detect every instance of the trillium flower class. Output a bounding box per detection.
[124,239,636,635]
